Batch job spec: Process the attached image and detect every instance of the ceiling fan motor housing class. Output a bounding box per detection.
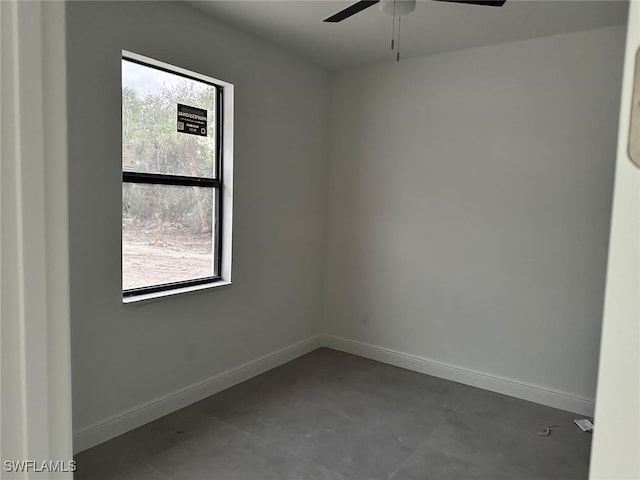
[380,0,417,16]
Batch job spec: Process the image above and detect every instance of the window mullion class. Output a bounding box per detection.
[123,171,220,188]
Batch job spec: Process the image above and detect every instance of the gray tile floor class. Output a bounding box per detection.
[74,348,592,480]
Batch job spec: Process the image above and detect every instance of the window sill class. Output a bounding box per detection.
[122,279,231,305]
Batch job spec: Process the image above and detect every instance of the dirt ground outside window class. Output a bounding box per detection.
[122,218,213,290]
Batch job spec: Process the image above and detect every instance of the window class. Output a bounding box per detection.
[122,51,233,300]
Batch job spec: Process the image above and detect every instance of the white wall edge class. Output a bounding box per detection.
[322,334,595,417]
[73,335,322,453]
[1,0,73,470]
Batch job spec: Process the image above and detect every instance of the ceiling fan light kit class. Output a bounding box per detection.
[380,0,416,17]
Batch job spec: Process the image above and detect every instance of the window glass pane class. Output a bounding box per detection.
[122,183,216,290]
[122,59,216,178]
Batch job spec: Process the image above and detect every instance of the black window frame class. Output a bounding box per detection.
[121,56,225,298]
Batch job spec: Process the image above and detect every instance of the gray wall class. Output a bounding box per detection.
[325,26,625,401]
[67,1,329,431]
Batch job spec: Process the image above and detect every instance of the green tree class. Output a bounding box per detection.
[122,81,215,235]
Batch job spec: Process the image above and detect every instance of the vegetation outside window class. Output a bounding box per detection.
[121,52,232,299]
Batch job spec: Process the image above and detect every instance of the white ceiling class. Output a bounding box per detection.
[187,0,628,70]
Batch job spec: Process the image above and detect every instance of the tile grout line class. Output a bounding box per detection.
[223,357,483,480]
[216,418,356,480]
[145,463,175,480]
[216,376,429,480]
[384,383,478,480]
[420,408,569,479]
[386,405,460,480]
[450,384,477,413]
[121,419,209,466]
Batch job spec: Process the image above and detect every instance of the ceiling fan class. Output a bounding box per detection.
[324,0,506,62]
[324,0,506,23]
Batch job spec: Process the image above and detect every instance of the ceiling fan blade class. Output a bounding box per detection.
[433,0,506,6]
[323,0,381,22]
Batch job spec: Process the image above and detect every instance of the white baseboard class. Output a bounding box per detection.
[322,334,595,417]
[74,332,595,453]
[73,335,322,453]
